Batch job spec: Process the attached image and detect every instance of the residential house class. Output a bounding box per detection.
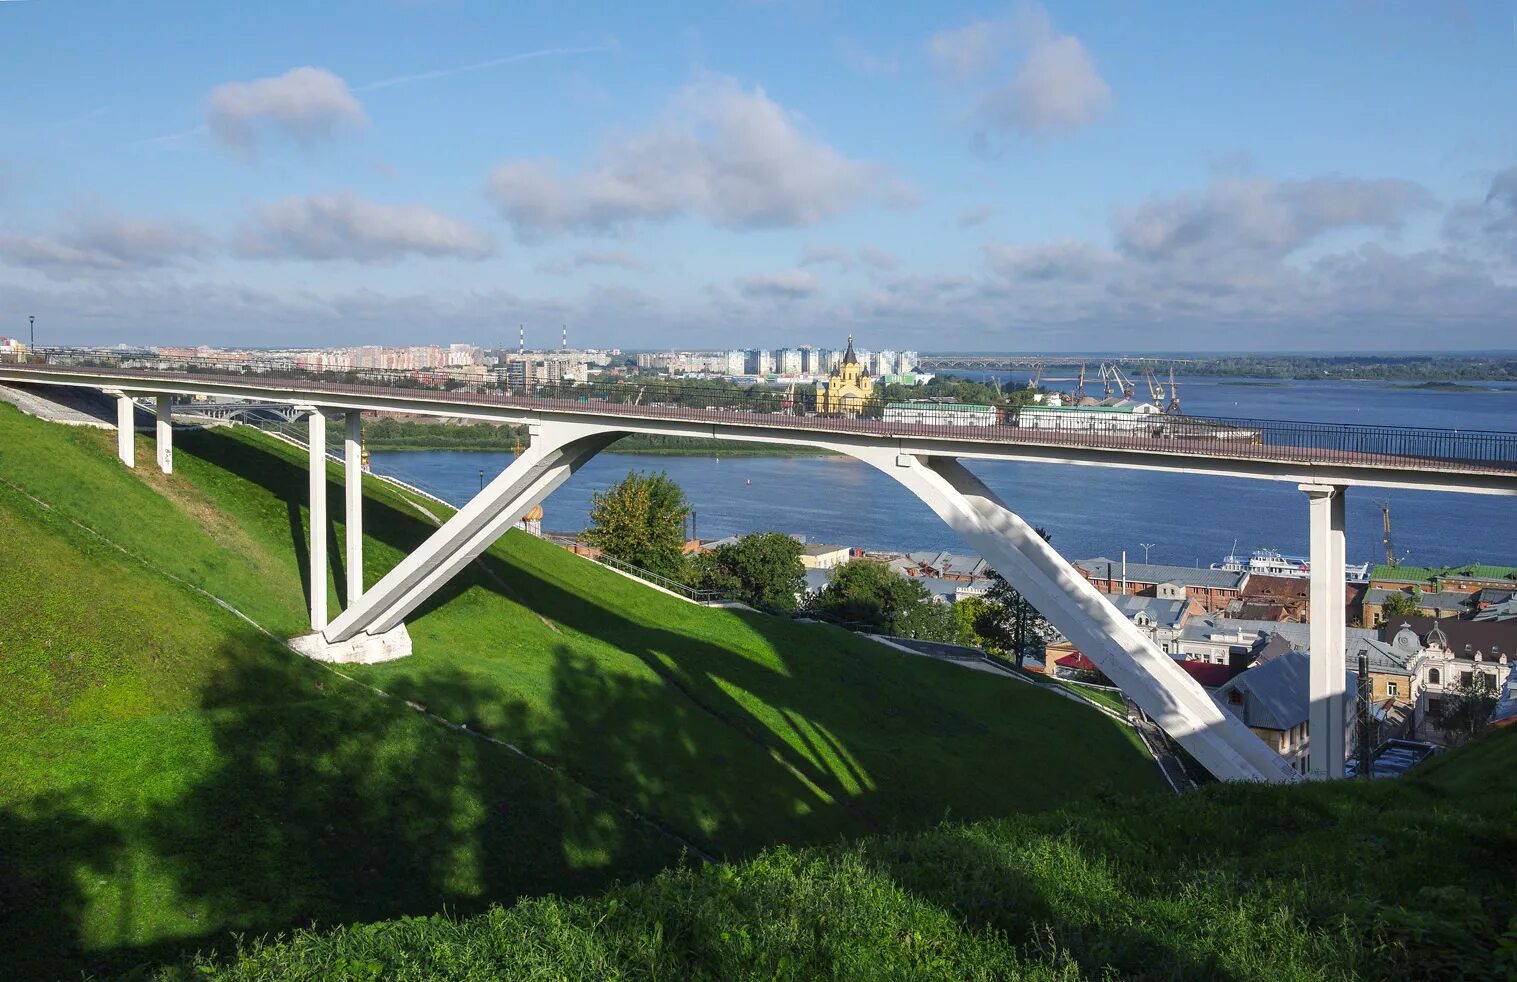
[899,551,994,582]
[1361,587,1468,627]
[1368,563,1517,595]
[799,543,850,570]
[1212,651,1358,776]
[1397,617,1515,736]
[1074,557,1247,612]
[1174,616,1377,668]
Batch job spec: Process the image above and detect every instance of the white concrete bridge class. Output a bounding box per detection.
[5,358,1514,787]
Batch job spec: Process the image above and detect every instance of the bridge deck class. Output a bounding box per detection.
[4,360,1516,485]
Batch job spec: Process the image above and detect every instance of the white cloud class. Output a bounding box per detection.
[0,208,208,278]
[926,17,1009,79]
[984,240,1116,281]
[931,4,1110,136]
[488,75,908,237]
[236,193,493,263]
[979,33,1110,133]
[207,67,368,155]
[800,244,854,269]
[859,246,898,270]
[738,269,819,299]
[1116,176,1433,261]
[537,249,649,275]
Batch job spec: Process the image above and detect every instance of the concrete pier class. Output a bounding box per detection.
[1301,483,1347,779]
[344,410,363,605]
[113,392,135,468]
[155,395,173,474]
[307,407,328,632]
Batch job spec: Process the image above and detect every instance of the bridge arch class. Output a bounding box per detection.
[320,418,1294,784]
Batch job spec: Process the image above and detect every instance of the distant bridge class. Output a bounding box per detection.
[184,400,304,423]
[4,354,1513,787]
[916,355,1203,371]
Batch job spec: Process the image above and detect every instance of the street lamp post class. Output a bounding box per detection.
[29,315,35,360]
[478,468,484,492]
[1140,542,1155,563]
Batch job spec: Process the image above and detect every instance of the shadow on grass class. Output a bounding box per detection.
[9,426,1175,976]
[0,795,122,979]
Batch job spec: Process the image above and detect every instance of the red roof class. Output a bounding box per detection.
[1056,651,1233,687]
[1177,659,1234,687]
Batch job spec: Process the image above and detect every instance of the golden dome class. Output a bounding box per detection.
[524,504,544,522]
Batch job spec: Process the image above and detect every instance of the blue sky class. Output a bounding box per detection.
[1,0,1514,351]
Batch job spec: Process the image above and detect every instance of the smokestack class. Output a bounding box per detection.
[1121,550,1128,593]
[518,325,524,357]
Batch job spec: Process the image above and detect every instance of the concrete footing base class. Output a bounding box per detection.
[289,623,413,663]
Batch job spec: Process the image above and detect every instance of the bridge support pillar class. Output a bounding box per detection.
[307,419,621,658]
[1301,483,1347,780]
[344,410,363,605]
[155,395,173,474]
[306,407,328,633]
[110,391,135,468]
[855,449,1296,784]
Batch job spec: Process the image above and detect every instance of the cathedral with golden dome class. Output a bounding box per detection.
[817,336,874,415]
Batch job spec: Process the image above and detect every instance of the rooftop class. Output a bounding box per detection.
[904,550,994,580]
[1076,557,1247,592]
[1213,650,1357,732]
[1100,592,1195,630]
[1371,563,1517,584]
[1363,587,1470,611]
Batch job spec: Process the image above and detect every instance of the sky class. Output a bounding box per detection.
[1,0,1515,352]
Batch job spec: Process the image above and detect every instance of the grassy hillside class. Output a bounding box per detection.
[165,726,1517,981]
[0,404,1158,977]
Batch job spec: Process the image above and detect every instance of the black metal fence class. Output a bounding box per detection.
[591,551,729,605]
[19,349,1517,476]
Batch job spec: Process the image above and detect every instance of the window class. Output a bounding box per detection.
[1428,668,1441,685]
[1387,681,1399,697]
[1461,670,1474,686]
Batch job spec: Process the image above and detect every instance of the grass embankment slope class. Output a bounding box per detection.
[168,728,1517,980]
[0,404,1155,978]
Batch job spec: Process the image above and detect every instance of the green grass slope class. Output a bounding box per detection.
[169,726,1517,981]
[0,404,1160,977]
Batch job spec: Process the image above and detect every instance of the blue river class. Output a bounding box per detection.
[369,376,1517,570]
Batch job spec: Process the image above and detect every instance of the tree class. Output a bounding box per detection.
[1381,589,1422,619]
[583,471,691,580]
[694,532,805,613]
[980,527,1055,667]
[1430,671,1499,746]
[951,595,1009,652]
[812,559,957,640]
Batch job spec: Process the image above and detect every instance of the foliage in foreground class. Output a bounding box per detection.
[582,469,692,579]
[167,727,1517,981]
[807,558,958,640]
[688,531,806,613]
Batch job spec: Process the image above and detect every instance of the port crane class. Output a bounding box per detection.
[1072,362,1088,402]
[1166,366,1182,413]
[1105,363,1137,399]
[1026,362,1044,390]
[1142,365,1165,404]
[1379,500,1397,567]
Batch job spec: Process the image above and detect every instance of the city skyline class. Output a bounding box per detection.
[2,1,1514,350]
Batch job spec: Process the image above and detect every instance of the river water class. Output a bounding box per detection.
[369,376,1517,570]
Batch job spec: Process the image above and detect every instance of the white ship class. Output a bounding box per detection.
[1211,547,1371,583]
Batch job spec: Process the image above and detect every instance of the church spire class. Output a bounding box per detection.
[842,335,857,366]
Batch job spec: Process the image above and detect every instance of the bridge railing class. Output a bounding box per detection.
[22,350,1517,475]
